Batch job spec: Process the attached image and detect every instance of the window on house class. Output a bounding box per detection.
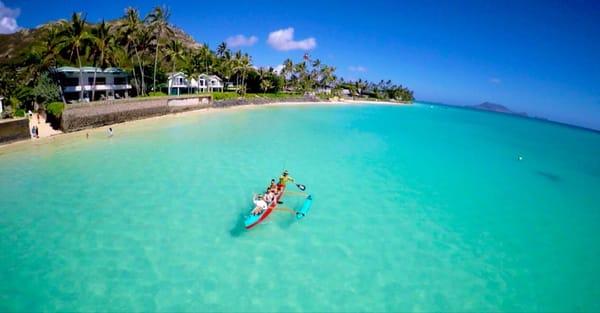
[114,77,127,85]
[88,77,106,85]
[64,78,80,86]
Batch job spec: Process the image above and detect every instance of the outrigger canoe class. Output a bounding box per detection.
[244,185,286,229]
[296,194,313,220]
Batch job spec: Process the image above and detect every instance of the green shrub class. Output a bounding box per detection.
[212,92,239,101]
[147,91,167,97]
[14,108,25,117]
[46,101,65,118]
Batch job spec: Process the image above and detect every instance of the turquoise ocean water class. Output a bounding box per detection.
[1,103,599,312]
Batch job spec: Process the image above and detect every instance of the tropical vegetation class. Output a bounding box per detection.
[0,6,414,119]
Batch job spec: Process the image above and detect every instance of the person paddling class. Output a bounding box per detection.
[277,170,294,190]
[268,179,277,191]
[264,188,276,204]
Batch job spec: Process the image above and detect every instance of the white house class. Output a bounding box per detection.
[198,74,224,92]
[167,72,197,96]
[167,73,224,95]
[52,67,132,102]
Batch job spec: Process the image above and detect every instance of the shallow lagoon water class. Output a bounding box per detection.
[1,103,599,311]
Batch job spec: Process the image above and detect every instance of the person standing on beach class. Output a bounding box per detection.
[108,128,113,137]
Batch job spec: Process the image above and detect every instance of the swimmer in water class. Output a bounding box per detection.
[108,128,113,137]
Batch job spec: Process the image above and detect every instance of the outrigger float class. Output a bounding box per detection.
[244,178,313,230]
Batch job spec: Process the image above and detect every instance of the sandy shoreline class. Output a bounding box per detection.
[0,99,410,152]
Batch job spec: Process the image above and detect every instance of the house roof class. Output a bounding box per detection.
[198,74,222,80]
[52,66,128,74]
[167,72,186,79]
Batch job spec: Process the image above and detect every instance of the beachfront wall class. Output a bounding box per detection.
[61,95,212,132]
[0,118,30,144]
[59,94,320,132]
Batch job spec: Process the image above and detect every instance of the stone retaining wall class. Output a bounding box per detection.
[0,118,30,145]
[61,96,212,132]
[60,95,319,133]
[213,96,319,108]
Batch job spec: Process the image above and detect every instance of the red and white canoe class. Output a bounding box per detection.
[244,185,286,229]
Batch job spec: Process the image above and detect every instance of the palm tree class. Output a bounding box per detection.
[58,12,93,100]
[311,58,321,69]
[319,65,336,90]
[146,5,171,92]
[260,79,272,94]
[37,26,61,70]
[90,20,114,100]
[293,61,307,92]
[165,39,186,95]
[233,53,252,95]
[282,58,293,91]
[183,50,201,94]
[217,42,228,58]
[119,7,146,96]
[198,43,213,74]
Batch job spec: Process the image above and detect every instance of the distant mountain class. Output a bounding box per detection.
[0,20,200,64]
[467,102,528,117]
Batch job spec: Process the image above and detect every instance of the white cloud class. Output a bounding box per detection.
[349,65,367,72]
[490,77,501,84]
[225,34,258,48]
[0,1,20,34]
[267,27,316,51]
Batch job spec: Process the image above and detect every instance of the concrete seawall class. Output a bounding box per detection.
[0,118,31,145]
[61,95,212,132]
[60,95,319,132]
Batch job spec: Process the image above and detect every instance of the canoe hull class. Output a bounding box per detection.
[244,185,286,229]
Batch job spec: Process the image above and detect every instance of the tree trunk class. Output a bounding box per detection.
[91,68,97,101]
[134,46,145,96]
[131,62,139,96]
[153,30,160,92]
[77,48,84,101]
[171,61,176,96]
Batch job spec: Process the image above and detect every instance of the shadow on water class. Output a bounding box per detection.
[229,213,247,237]
[535,170,562,182]
[278,212,297,230]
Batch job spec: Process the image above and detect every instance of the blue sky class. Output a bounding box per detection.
[3,0,600,129]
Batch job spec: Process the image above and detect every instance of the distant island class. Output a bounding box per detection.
[466,102,527,117]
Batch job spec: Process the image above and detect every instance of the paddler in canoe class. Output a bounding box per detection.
[277,170,294,190]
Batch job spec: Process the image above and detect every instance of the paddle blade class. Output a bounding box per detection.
[297,184,306,191]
